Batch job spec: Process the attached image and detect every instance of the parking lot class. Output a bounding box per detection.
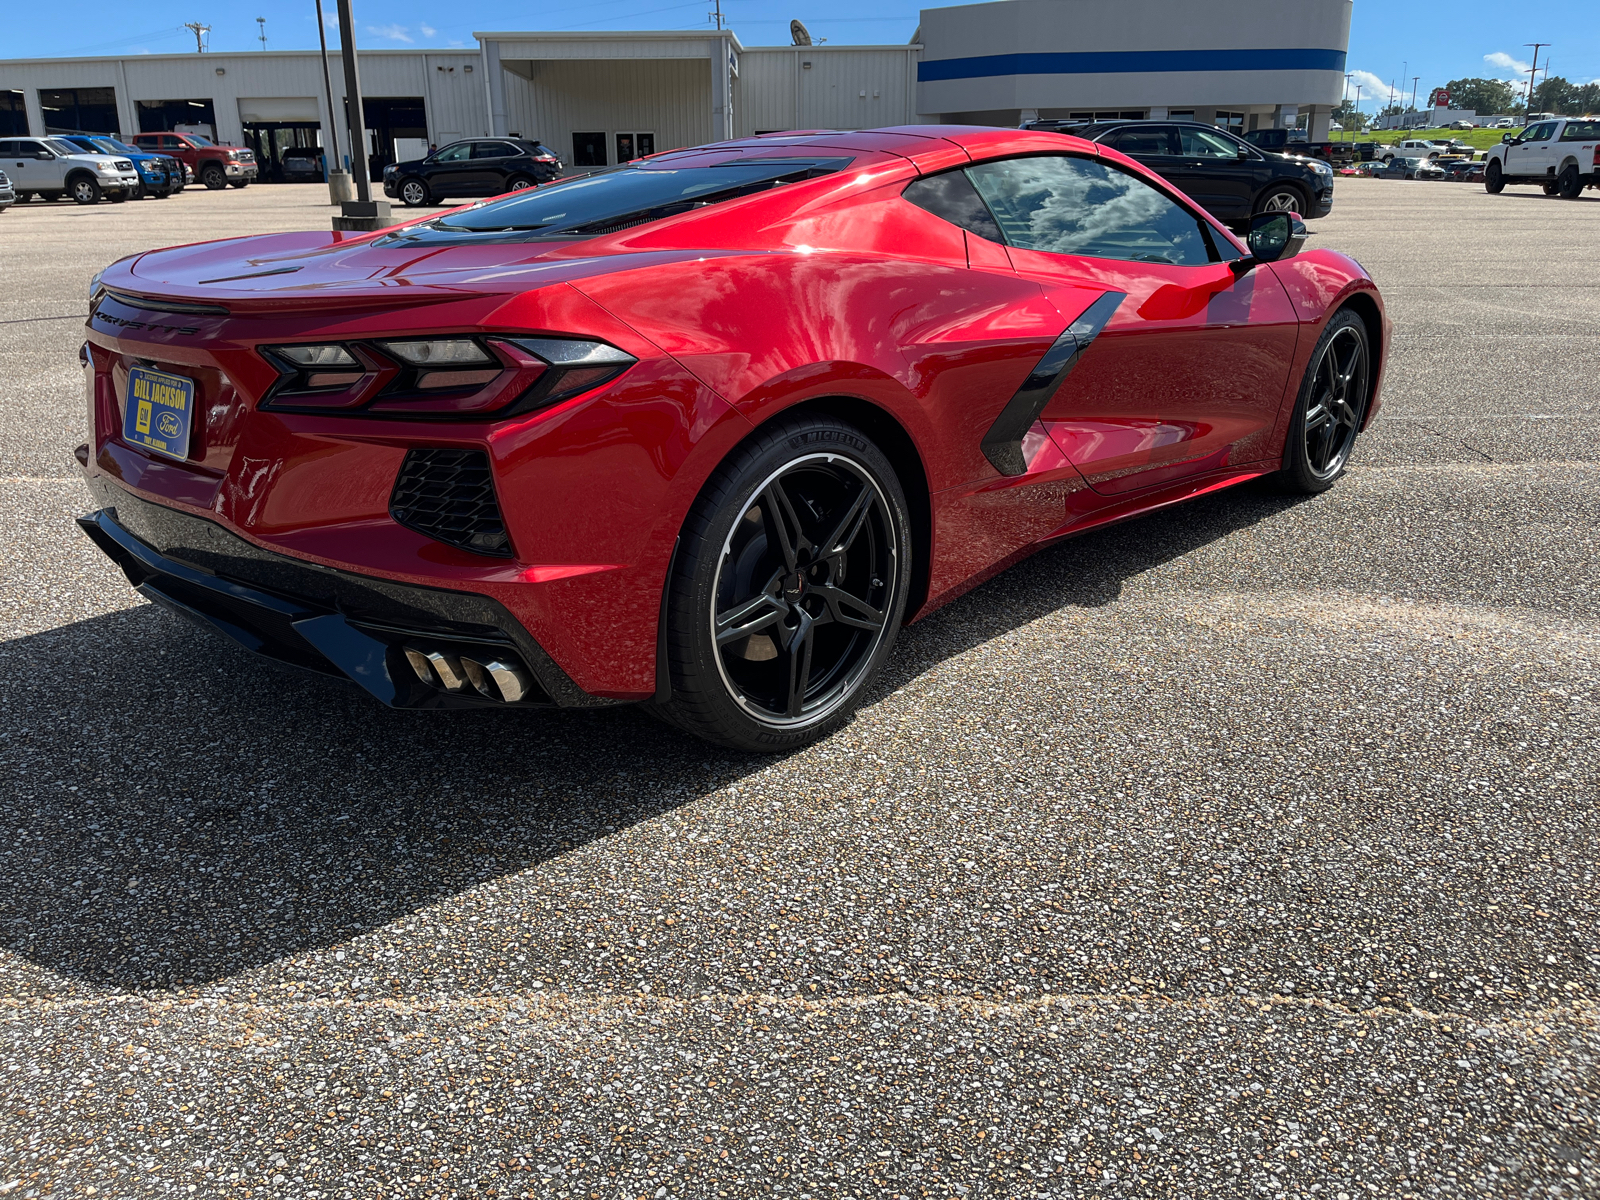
[0,178,1595,1198]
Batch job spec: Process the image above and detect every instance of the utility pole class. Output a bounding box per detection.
[1354,84,1362,137]
[709,0,724,30]
[1524,43,1548,113]
[182,22,210,53]
[257,17,267,50]
[1410,76,1419,111]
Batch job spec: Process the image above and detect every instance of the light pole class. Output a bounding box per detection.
[331,0,393,230]
[314,0,348,205]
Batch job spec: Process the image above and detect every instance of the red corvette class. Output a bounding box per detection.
[78,126,1387,750]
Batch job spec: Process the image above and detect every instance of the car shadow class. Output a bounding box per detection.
[0,478,1304,991]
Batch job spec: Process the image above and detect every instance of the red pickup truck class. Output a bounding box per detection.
[129,132,258,190]
[1243,128,1355,165]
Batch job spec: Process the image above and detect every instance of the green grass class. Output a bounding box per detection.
[1333,126,1515,150]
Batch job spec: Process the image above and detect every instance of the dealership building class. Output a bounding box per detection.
[0,0,1349,177]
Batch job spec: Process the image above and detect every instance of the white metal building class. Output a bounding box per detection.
[0,0,1352,175]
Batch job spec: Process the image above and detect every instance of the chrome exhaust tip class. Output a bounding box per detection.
[459,656,532,703]
[404,646,471,692]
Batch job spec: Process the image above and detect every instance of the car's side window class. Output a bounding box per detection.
[1528,123,1555,142]
[1107,126,1178,156]
[1178,127,1240,159]
[472,141,517,159]
[432,143,471,163]
[964,154,1216,266]
[901,169,1004,243]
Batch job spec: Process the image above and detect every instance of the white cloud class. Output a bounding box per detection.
[1344,69,1392,103]
[367,23,413,43]
[419,24,437,38]
[1484,51,1532,75]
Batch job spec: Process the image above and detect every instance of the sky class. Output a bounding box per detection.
[6,0,1598,115]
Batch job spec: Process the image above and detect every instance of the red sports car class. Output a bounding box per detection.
[78,126,1387,751]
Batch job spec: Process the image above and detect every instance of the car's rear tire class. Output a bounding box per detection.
[1556,165,1582,198]
[69,176,101,205]
[399,177,431,207]
[1485,160,1505,193]
[505,174,536,192]
[654,414,912,752]
[201,165,226,190]
[1255,186,1305,216]
[1277,308,1370,495]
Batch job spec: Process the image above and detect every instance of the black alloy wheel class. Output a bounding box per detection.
[399,177,431,207]
[1279,308,1370,494]
[70,177,101,205]
[1557,165,1582,199]
[202,165,226,190]
[657,415,911,752]
[1485,160,1505,193]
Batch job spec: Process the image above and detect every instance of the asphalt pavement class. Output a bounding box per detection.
[0,180,1595,1199]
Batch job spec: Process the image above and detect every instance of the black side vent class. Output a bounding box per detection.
[389,448,513,558]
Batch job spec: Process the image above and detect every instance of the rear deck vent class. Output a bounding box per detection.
[389,448,512,558]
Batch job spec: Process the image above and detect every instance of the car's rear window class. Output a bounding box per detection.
[393,157,853,243]
[1560,121,1600,141]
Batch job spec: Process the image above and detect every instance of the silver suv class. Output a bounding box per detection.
[0,136,140,205]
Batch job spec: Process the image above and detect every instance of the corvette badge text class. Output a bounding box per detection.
[122,365,194,462]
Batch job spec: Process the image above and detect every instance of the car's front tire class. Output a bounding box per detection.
[69,176,101,205]
[1255,186,1305,216]
[1485,160,1505,193]
[399,177,431,207]
[201,165,226,190]
[1278,309,1370,495]
[655,415,912,752]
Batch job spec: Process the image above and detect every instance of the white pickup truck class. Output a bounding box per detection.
[1484,117,1600,198]
[0,135,141,204]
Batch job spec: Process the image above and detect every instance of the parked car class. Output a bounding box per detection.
[1384,139,1445,162]
[1351,141,1382,162]
[0,169,14,213]
[1024,119,1333,229]
[129,131,257,190]
[1484,118,1600,197]
[57,135,179,199]
[1450,120,1477,130]
[79,126,1389,750]
[280,147,326,183]
[1376,156,1444,180]
[0,136,140,204]
[1441,159,1480,181]
[1491,118,1517,129]
[383,138,564,207]
[1240,126,1355,164]
[1428,138,1474,157]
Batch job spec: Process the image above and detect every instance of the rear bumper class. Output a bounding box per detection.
[78,481,609,711]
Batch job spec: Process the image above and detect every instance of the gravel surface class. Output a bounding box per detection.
[0,181,1595,1198]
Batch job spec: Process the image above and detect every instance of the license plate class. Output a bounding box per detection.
[123,365,194,462]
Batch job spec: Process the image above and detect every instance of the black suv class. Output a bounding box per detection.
[1023,120,1334,229]
[383,138,563,207]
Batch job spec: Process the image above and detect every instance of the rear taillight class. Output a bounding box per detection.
[258,336,634,419]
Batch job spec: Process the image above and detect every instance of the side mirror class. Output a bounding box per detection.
[35,150,54,160]
[1245,211,1308,263]
[1501,133,1515,144]
[1237,147,1250,159]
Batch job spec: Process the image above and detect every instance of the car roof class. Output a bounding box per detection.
[651,126,1099,174]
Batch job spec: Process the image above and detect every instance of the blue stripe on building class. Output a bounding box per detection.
[917,48,1347,83]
